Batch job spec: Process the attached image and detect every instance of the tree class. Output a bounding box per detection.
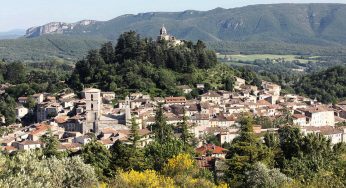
[224,77,234,91]
[278,126,302,160]
[246,162,291,188]
[226,116,270,186]
[128,117,141,147]
[24,96,36,109]
[0,151,97,188]
[109,140,148,174]
[81,140,111,178]
[4,61,26,84]
[151,105,174,144]
[179,110,193,151]
[145,139,184,171]
[40,130,64,158]
[264,132,279,149]
[99,42,115,64]
[0,95,16,126]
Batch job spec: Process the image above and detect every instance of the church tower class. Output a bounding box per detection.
[160,25,167,35]
[83,88,101,132]
[158,24,170,41]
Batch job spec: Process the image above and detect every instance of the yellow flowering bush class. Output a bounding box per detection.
[115,169,175,188]
[163,153,195,176]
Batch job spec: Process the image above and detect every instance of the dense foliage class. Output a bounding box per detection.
[224,116,346,188]
[68,31,227,96]
[0,151,97,188]
[294,66,346,103]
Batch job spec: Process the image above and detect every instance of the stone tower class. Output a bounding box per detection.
[83,88,101,132]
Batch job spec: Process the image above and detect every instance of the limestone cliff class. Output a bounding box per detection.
[25,20,97,37]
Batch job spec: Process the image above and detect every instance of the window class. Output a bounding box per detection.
[91,103,94,110]
[91,94,94,101]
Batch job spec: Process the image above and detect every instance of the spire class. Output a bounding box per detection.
[160,24,167,35]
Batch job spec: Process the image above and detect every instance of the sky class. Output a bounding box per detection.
[1,0,346,32]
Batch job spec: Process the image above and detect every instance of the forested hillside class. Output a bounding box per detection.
[68,31,237,96]
[294,66,346,103]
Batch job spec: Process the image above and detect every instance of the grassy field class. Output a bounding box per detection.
[217,54,319,63]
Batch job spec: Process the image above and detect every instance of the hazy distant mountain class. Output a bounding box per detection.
[0,29,25,39]
[2,3,346,61]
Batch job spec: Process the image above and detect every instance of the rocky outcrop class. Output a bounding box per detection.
[25,20,97,38]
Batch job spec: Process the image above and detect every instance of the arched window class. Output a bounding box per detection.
[91,103,94,110]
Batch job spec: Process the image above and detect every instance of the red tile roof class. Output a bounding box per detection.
[292,114,305,119]
[30,124,50,135]
[195,144,227,155]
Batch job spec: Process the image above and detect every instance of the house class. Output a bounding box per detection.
[301,126,344,145]
[101,92,115,103]
[262,81,281,96]
[118,129,154,148]
[131,99,148,109]
[100,127,118,139]
[292,114,307,126]
[58,142,81,152]
[36,102,63,122]
[28,124,50,141]
[18,97,28,104]
[16,106,29,119]
[201,92,222,104]
[17,140,42,150]
[2,146,17,153]
[59,93,75,101]
[73,135,92,145]
[195,144,227,158]
[210,115,235,127]
[98,139,115,149]
[217,131,239,144]
[0,115,5,124]
[296,105,335,126]
[196,84,205,89]
[234,77,246,90]
[32,93,44,103]
[177,85,192,94]
[165,97,186,105]
[1,137,15,146]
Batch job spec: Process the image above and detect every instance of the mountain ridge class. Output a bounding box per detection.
[2,3,346,61]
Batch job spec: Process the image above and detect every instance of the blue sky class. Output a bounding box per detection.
[1,0,345,31]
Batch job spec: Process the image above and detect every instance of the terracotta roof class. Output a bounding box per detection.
[98,139,115,145]
[101,127,118,134]
[58,143,81,150]
[2,146,17,151]
[292,114,306,119]
[20,140,42,145]
[195,144,227,155]
[257,100,272,106]
[304,126,343,135]
[30,124,50,135]
[165,97,186,103]
[299,105,333,113]
[54,116,68,124]
[201,92,221,98]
